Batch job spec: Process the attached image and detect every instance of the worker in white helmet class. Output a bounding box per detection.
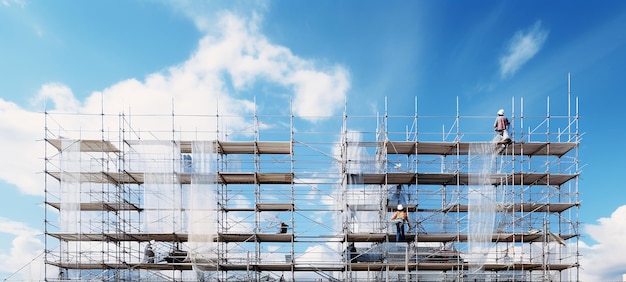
[494,109,511,144]
[391,204,409,241]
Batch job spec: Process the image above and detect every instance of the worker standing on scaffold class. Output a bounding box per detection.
[279,222,289,234]
[494,109,511,144]
[391,204,409,242]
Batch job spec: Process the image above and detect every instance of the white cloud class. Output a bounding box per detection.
[579,205,626,281]
[499,21,548,78]
[0,217,39,237]
[185,12,350,120]
[289,67,350,119]
[33,83,81,112]
[0,99,43,195]
[165,1,269,35]
[295,242,342,266]
[0,218,44,280]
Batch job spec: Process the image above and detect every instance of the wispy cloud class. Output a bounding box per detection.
[1,0,26,8]
[499,21,548,78]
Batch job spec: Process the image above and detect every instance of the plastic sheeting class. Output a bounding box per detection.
[60,139,81,232]
[344,132,383,233]
[467,142,498,273]
[188,141,218,267]
[142,141,182,233]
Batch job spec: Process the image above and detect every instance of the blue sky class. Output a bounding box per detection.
[1,0,625,280]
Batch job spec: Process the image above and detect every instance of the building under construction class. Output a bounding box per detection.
[43,95,581,281]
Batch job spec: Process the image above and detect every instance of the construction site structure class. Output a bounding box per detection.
[41,94,581,281]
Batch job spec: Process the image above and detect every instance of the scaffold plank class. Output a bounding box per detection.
[349,172,577,186]
[256,203,294,211]
[46,201,142,211]
[178,141,292,154]
[345,232,576,243]
[384,141,577,156]
[439,202,579,213]
[47,139,120,153]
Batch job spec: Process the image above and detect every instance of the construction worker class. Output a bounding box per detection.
[391,204,409,241]
[347,242,358,262]
[494,109,511,143]
[279,222,289,234]
[143,242,155,263]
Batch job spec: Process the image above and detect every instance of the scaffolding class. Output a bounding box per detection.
[42,95,581,281]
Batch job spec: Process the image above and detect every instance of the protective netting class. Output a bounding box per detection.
[344,132,382,233]
[142,141,181,233]
[467,142,498,273]
[188,141,217,269]
[59,139,81,232]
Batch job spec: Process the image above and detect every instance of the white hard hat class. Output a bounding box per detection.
[397,204,403,211]
[497,109,505,115]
